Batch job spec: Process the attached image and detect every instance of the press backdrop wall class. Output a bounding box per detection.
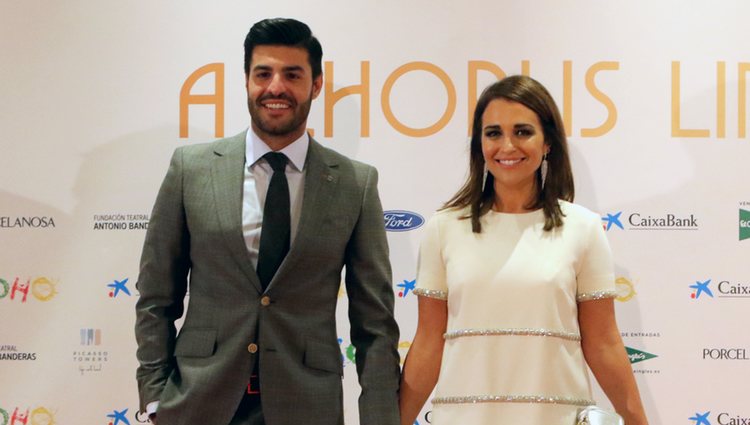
[1,1,749,424]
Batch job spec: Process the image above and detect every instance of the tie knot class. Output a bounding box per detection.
[264,152,288,172]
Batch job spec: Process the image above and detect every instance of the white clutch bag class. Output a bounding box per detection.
[577,406,624,425]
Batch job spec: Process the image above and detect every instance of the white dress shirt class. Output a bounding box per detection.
[242,128,308,267]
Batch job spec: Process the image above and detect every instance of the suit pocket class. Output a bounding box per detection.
[174,328,216,358]
[303,338,344,376]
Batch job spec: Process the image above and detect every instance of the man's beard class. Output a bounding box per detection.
[247,90,313,137]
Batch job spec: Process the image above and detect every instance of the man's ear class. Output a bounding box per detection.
[311,74,323,99]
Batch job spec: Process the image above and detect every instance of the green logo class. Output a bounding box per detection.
[626,347,658,364]
[740,209,750,241]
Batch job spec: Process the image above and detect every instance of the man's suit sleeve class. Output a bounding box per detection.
[134,147,191,412]
[344,165,401,425]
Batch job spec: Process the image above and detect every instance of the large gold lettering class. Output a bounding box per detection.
[717,61,726,138]
[739,63,750,138]
[179,63,225,138]
[671,61,710,137]
[467,61,505,135]
[382,62,456,137]
[324,61,370,138]
[563,61,573,137]
[581,61,619,137]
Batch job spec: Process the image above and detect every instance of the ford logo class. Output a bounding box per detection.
[383,210,424,232]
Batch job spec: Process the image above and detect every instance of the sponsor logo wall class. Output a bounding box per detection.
[2,2,749,424]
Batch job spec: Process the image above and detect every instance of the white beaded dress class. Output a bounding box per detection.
[414,201,617,425]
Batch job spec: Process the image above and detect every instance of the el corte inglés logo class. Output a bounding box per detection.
[740,209,750,241]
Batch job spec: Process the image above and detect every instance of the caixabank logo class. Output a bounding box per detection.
[0,406,56,425]
[106,408,132,425]
[107,278,131,299]
[602,210,698,231]
[689,410,750,425]
[384,210,424,232]
[689,278,750,300]
[396,279,417,298]
[0,277,58,304]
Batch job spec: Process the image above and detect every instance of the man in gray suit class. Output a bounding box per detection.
[135,18,400,425]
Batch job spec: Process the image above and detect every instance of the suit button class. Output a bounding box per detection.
[247,343,258,354]
[260,296,271,306]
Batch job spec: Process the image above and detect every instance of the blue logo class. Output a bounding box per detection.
[107,278,131,298]
[107,408,131,425]
[690,279,714,300]
[384,211,424,232]
[689,411,711,425]
[602,211,624,231]
[396,279,416,298]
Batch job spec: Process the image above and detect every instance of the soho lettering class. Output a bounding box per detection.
[179,60,620,139]
[718,280,750,295]
[628,213,697,228]
[0,407,55,425]
[0,217,55,229]
[0,278,57,302]
[703,348,749,360]
[741,220,750,228]
[384,211,424,232]
[717,413,750,425]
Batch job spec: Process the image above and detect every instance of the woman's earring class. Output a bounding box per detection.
[540,153,549,189]
[482,162,488,190]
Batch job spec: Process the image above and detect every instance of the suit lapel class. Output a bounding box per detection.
[266,139,340,291]
[211,132,264,293]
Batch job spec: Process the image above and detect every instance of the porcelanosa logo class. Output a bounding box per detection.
[0,216,56,229]
[383,210,424,232]
[702,347,749,361]
[690,278,750,300]
[602,210,698,231]
[690,411,750,425]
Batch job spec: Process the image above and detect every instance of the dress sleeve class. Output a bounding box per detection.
[414,213,448,300]
[575,212,617,302]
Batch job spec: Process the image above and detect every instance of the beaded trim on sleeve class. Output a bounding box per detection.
[432,394,594,407]
[576,290,618,302]
[443,328,581,341]
[413,287,448,300]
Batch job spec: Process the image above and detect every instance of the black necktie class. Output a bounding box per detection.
[257,152,290,290]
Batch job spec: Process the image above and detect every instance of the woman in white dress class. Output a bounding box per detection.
[399,76,648,425]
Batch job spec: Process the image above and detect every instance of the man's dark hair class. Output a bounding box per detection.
[243,18,323,79]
